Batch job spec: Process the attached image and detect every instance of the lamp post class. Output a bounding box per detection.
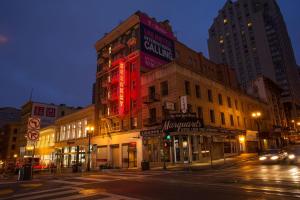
[251,112,262,151]
[85,126,94,172]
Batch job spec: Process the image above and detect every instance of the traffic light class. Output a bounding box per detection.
[164,130,171,141]
[163,130,171,148]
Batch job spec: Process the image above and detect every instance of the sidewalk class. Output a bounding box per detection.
[150,153,258,171]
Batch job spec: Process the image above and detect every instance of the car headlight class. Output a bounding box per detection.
[259,156,267,161]
[288,154,295,160]
[271,156,279,160]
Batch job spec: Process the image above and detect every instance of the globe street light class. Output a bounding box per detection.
[85,126,94,171]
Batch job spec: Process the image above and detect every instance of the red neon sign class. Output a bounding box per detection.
[119,63,125,115]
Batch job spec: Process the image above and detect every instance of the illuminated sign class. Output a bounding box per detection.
[119,63,125,115]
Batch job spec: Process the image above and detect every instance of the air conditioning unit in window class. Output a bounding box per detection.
[164,101,175,111]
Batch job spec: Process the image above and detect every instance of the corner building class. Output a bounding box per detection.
[94,11,279,168]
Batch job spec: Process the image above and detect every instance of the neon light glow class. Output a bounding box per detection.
[119,63,125,115]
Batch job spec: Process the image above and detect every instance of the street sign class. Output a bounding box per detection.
[27,117,40,141]
[27,129,39,141]
[180,96,187,113]
[27,117,41,130]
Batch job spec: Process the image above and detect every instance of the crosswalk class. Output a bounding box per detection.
[49,170,172,186]
[0,171,171,200]
[1,187,140,200]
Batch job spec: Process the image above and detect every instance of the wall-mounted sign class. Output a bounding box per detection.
[141,112,203,137]
[119,63,125,115]
[180,96,187,113]
[162,119,203,132]
[139,13,175,70]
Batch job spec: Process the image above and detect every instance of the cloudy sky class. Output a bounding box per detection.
[0,0,299,108]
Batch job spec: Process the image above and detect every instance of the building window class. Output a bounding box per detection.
[221,112,225,125]
[161,81,168,96]
[218,94,223,105]
[12,137,17,142]
[149,86,156,100]
[237,116,240,126]
[227,97,232,108]
[149,108,156,123]
[210,110,215,123]
[13,128,18,134]
[185,81,191,95]
[195,85,201,98]
[208,89,213,102]
[11,144,15,150]
[230,115,234,126]
[197,107,203,119]
[187,104,193,113]
[235,100,239,110]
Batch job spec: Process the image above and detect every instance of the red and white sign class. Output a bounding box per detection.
[27,129,39,141]
[27,117,40,141]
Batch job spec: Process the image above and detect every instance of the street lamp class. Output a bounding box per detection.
[252,111,262,151]
[85,125,94,172]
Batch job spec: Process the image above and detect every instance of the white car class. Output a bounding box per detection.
[259,149,288,163]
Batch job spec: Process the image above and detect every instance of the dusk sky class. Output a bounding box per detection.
[1,0,299,108]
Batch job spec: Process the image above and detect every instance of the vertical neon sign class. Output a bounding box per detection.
[119,63,125,115]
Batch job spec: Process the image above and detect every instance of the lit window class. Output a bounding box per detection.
[219,39,224,44]
[224,19,228,24]
[247,22,252,27]
[109,46,112,54]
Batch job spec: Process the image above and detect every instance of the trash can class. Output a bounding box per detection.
[141,161,150,171]
[23,164,32,180]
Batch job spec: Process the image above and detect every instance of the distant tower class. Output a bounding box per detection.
[208,0,300,121]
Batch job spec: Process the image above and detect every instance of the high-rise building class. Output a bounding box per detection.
[208,0,300,122]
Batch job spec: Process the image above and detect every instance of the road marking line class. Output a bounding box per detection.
[19,190,77,200]
[99,192,140,200]
[51,179,83,185]
[13,187,70,197]
[72,177,110,182]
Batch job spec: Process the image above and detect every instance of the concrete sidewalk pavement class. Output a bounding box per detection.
[150,153,258,171]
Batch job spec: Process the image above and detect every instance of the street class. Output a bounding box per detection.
[1,147,300,200]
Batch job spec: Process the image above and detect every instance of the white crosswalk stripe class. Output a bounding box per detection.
[3,187,140,200]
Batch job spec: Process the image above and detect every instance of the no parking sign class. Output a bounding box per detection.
[27,117,40,141]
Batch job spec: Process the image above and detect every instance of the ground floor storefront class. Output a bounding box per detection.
[142,129,243,168]
[92,131,143,169]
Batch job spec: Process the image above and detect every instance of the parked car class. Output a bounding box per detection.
[259,149,288,163]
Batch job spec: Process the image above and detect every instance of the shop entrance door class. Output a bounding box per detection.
[182,136,189,163]
[111,145,120,168]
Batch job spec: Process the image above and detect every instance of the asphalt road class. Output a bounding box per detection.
[1,146,300,200]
